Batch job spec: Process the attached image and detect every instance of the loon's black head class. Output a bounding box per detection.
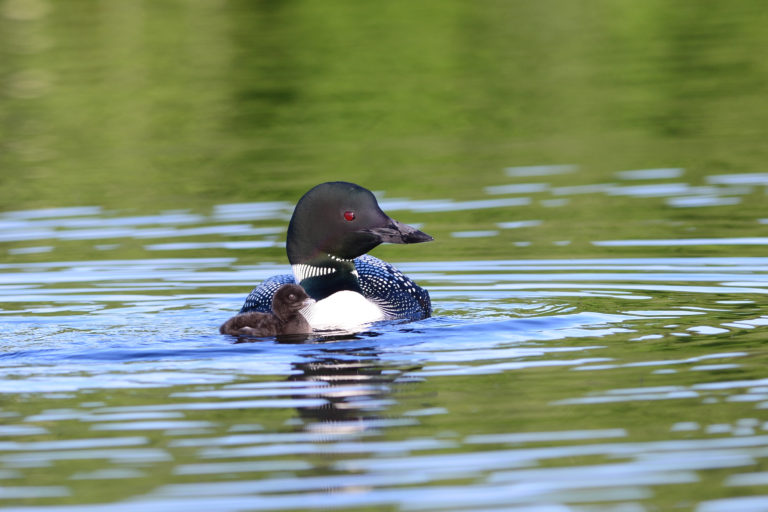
[286,182,432,265]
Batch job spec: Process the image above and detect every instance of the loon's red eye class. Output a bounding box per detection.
[343,210,356,221]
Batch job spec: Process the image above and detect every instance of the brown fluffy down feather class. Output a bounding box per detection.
[219,284,311,336]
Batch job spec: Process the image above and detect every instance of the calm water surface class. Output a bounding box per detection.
[3,1,768,510]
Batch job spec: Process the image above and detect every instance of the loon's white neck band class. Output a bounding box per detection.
[292,264,337,283]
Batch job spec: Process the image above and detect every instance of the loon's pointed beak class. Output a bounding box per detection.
[365,218,433,244]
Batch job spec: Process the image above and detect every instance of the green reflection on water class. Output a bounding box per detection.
[2,0,768,265]
[2,0,767,219]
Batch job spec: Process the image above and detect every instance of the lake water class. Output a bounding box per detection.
[2,2,768,511]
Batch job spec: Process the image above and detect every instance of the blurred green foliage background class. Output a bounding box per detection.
[1,0,767,261]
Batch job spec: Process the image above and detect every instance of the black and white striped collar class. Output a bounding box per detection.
[291,263,337,283]
[292,254,359,283]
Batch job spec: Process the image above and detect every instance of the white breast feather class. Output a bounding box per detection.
[299,291,386,331]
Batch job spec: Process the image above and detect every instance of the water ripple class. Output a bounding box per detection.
[1,231,767,511]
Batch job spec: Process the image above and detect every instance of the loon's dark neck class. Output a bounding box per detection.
[292,255,362,301]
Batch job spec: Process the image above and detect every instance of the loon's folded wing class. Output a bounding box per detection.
[240,273,296,313]
[354,254,431,321]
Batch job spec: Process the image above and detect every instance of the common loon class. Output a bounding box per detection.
[239,181,433,330]
[220,284,313,337]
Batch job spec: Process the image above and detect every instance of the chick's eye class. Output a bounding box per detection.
[343,210,356,221]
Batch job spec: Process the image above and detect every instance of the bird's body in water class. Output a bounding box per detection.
[233,181,433,331]
[220,284,313,337]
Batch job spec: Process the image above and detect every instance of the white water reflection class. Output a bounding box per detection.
[505,164,578,176]
[666,196,741,207]
[594,237,768,246]
[606,183,700,197]
[0,487,70,499]
[706,172,768,185]
[145,241,282,251]
[212,202,293,222]
[552,183,616,195]
[616,168,684,180]
[0,425,47,436]
[7,246,53,255]
[465,429,627,444]
[90,421,215,431]
[484,183,549,194]
[451,230,500,238]
[381,197,531,212]
[496,220,542,229]
[70,469,145,480]
[1,448,171,466]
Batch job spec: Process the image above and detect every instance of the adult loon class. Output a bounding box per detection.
[239,181,433,330]
[220,284,313,337]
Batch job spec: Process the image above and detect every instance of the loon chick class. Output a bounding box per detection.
[239,181,433,330]
[220,284,313,336]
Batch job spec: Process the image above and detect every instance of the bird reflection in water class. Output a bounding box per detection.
[234,330,421,434]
